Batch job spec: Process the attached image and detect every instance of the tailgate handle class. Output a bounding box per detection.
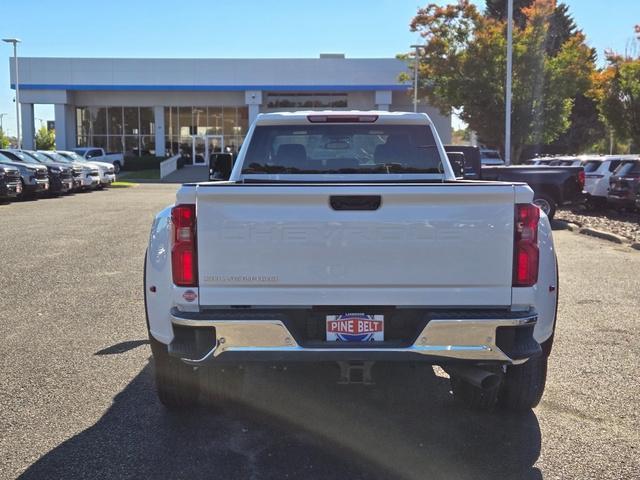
[330,195,381,211]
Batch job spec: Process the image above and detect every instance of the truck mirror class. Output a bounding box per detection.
[447,152,465,179]
[209,153,234,181]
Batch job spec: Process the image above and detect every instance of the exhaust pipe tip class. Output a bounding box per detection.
[444,365,502,391]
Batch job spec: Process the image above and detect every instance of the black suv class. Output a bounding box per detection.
[608,159,640,209]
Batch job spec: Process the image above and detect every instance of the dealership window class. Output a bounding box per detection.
[76,106,156,156]
[266,92,348,109]
[163,106,248,156]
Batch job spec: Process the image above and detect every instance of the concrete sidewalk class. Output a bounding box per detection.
[161,166,209,183]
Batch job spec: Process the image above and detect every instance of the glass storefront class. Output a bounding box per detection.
[76,105,248,158]
[76,106,155,156]
[164,106,248,157]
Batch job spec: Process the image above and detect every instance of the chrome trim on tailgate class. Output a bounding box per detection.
[171,313,537,365]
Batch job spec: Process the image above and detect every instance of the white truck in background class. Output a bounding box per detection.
[72,147,125,173]
[144,111,559,413]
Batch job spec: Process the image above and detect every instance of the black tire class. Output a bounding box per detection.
[113,161,122,174]
[200,365,245,409]
[149,335,200,409]
[449,374,500,410]
[499,355,548,412]
[533,194,557,220]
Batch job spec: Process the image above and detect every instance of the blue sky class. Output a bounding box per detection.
[1,0,638,136]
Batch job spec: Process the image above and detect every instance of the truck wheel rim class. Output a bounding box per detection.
[533,198,551,214]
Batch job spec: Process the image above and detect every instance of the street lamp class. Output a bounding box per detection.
[505,0,513,165]
[410,44,423,113]
[3,38,21,149]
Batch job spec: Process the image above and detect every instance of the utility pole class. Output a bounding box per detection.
[3,38,21,148]
[505,0,513,165]
[410,44,422,113]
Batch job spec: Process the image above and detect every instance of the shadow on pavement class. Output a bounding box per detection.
[19,361,542,480]
[94,340,149,355]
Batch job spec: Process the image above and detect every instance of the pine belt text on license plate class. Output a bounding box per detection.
[326,313,384,342]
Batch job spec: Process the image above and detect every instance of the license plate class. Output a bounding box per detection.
[326,313,384,342]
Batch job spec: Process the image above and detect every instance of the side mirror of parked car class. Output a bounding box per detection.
[447,152,465,179]
[209,153,234,181]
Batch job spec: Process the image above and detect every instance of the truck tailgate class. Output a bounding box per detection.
[196,184,515,307]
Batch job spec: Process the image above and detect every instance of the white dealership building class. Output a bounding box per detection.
[9,55,451,164]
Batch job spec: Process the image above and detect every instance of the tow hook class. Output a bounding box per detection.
[337,361,375,385]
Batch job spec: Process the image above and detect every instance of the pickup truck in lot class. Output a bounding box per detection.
[145,111,559,413]
[481,164,584,219]
[0,163,21,200]
[72,147,125,173]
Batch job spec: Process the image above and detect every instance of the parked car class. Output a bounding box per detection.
[0,162,22,200]
[145,111,558,413]
[72,147,125,173]
[480,148,504,165]
[0,150,49,198]
[3,150,75,196]
[481,164,584,219]
[38,151,101,190]
[579,155,626,208]
[525,158,553,166]
[607,158,640,209]
[56,150,116,188]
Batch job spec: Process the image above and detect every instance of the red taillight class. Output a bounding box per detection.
[171,204,197,287]
[513,204,539,287]
[578,169,585,189]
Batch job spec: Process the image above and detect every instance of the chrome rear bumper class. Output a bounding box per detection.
[170,311,538,366]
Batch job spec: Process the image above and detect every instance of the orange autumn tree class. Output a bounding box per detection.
[405,0,595,162]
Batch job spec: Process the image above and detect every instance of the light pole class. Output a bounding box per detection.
[410,44,423,113]
[3,38,21,149]
[505,0,513,165]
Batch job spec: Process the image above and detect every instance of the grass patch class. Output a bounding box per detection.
[117,169,160,182]
[110,181,138,188]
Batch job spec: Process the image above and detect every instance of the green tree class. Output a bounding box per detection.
[406,0,595,162]
[0,128,10,149]
[591,51,640,151]
[35,126,55,150]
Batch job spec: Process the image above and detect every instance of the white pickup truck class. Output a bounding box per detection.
[72,147,125,173]
[145,111,558,412]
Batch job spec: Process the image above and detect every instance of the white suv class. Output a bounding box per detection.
[580,155,626,206]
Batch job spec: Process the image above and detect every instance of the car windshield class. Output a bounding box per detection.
[41,152,73,164]
[25,151,56,164]
[614,161,640,176]
[241,124,442,175]
[583,161,602,173]
[59,151,85,162]
[481,150,501,159]
[2,150,40,164]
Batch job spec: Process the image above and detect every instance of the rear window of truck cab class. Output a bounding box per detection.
[241,124,443,174]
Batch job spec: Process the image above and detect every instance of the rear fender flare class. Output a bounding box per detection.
[533,212,558,345]
[145,205,175,345]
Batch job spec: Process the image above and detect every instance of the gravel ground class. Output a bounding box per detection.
[0,184,639,479]
[556,205,640,242]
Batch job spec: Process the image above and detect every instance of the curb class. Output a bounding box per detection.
[566,222,580,232]
[579,227,628,244]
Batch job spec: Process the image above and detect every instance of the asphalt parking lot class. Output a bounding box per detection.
[1,184,638,480]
